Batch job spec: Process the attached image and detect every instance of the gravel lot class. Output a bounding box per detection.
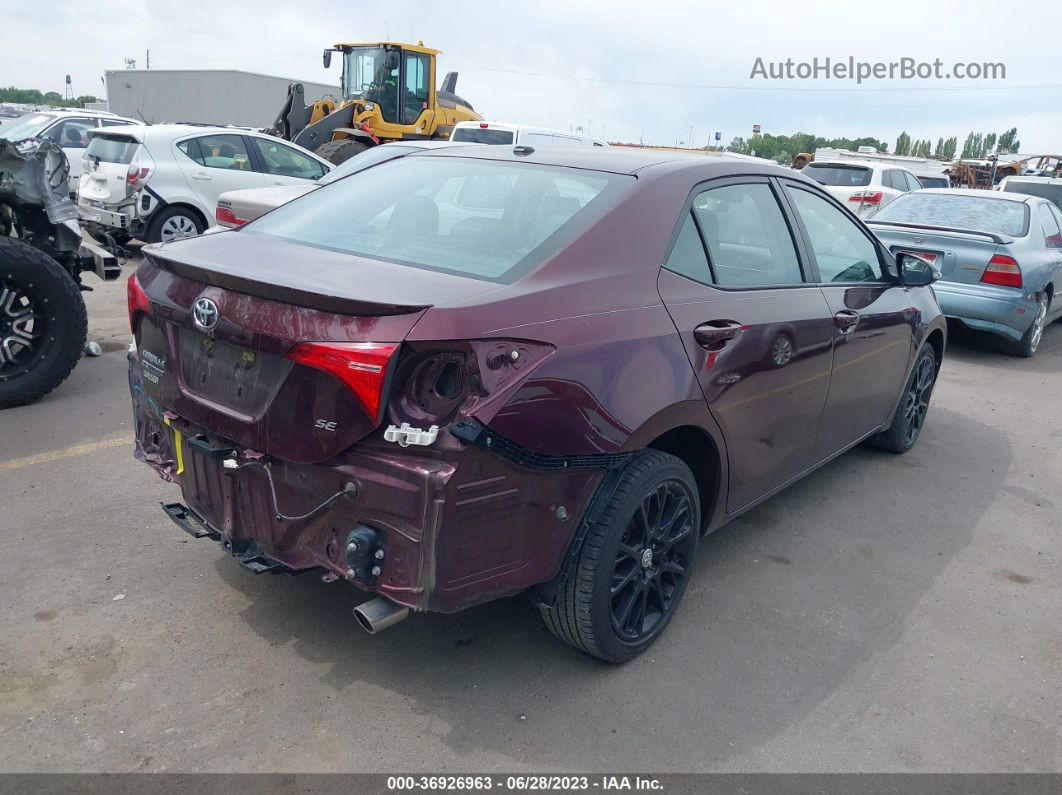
[0,267,1059,773]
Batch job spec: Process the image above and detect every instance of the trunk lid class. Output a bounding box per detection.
[133,232,499,463]
[867,221,1013,285]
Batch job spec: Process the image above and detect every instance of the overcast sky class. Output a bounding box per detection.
[4,0,1060,152]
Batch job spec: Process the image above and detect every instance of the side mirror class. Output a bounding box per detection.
[322,49,333,69]
[897,252,940,286]
[385,50,400,71]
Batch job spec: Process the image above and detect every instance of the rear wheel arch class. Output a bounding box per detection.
[646,425,721,534]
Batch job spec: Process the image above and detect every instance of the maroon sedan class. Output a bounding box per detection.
[128,147,945,662]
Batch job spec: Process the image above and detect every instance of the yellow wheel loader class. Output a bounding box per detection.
[269,41,482,164]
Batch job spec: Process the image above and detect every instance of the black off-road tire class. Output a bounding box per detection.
[868,345,938,453]
[0,237,87,409]
[315,139,370,165]
[145,206,205,244]
[540,450,700,663]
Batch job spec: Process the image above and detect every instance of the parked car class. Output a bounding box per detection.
[802,159,923,218]
[869,188,1062,357]
[450,120,607,147]
[998,175,1062,211]
[0,108,141,181]
[215,140,475,228]
[76,124,332,244]
[916,174,951,189]
[127,148,945,662]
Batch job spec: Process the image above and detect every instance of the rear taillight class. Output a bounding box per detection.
[980,254,1023,288]
[215,205,245,226]
[127,272,151,334]
[125,162,151,188]
[848,191,883,204]
[287,342,399,422]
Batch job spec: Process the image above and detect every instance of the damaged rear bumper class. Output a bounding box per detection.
[129,352,603,614]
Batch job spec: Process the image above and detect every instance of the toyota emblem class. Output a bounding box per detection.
[192,297,219,332]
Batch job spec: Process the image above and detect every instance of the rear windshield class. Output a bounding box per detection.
[450,127,515,145]
[246,156,631,282]
[1002,180,1062,211]
[319,144,417,184]
[916,176,950,188]
[873,193,1029,237]
[85,134,140,164]
[803,164,872,187]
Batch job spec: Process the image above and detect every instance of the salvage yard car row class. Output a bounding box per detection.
[2,101,1059,664]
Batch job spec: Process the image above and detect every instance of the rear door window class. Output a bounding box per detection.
[786,186,885,283]
[43,118,94,149]
[902,171,922,191]
[181,134,253,171]
[692,183,804,286]
[249,137,327,180]
[1037,203,1062,248]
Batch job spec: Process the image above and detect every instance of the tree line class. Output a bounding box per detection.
[0,86,100,109]
[894,128,1020,160]
[725,132,889,164]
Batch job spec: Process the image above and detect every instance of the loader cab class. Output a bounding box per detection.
[336,42,435,128]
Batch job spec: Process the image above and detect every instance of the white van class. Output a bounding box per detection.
[450,121,607,148]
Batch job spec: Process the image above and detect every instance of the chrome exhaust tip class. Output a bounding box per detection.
[353,597,410,634]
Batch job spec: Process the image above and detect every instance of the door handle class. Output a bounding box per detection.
[834,310,860,333]
[694,321,743,349]
[191,172,212,181]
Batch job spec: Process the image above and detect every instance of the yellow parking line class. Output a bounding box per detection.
[0,436,131,472]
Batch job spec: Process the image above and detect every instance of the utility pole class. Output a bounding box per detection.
[146,50,150,70]
[688,126,693,149]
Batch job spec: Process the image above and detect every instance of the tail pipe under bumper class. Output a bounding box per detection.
[353,597,410,634]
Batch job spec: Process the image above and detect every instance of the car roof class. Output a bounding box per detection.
[1002,175,1062,185]
[87,123,265,141]
[420,144,801,179]
[914,187,1036,203]
[807,159,892,170]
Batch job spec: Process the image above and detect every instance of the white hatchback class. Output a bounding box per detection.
[0,108,141,181]
[801,159,925,218]
[76,124,332,243]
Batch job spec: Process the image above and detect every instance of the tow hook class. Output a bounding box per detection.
[345,525,384,583]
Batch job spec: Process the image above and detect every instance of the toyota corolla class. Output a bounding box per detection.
[128,147,945,662]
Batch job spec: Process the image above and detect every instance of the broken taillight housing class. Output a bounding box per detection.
[127,271,151,334]
[125,149,155,194]
[388,340,555,428]
[286,341,400,423]
[980,254,1023,288]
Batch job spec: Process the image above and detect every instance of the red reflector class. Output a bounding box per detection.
[127,271,150,334]
[287,342,399,421]
[848,191,883,203]
[980,254,1022,288]
[479,123,488,128]
[215,205,245,226]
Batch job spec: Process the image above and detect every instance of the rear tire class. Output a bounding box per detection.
[0,237,87,409]
[315,139,370,165]
[868,345,937,453]
[146,206,204,244]
[1009,294,1048,358]
[540,450,700,663]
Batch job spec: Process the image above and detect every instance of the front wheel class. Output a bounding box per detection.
[868,344,938,453]
[541,450,700,663]
[314,139,369,165]
[0,237,88,408]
